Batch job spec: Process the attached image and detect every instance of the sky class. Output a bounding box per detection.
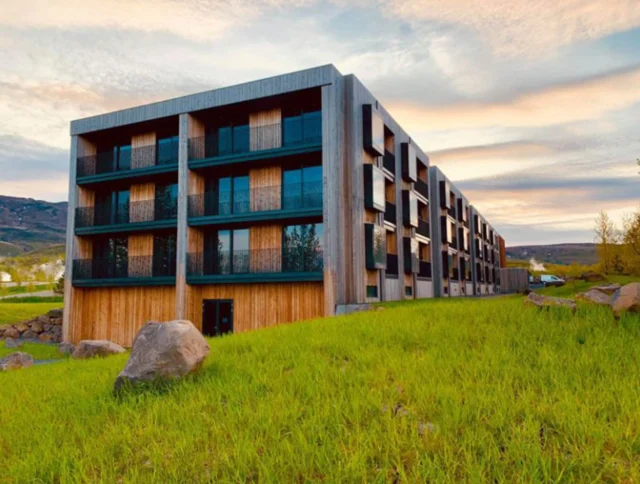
[0,0,639,246]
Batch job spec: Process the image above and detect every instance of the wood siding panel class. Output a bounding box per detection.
[250,225,281,272]
[131,132,156,169]
[249,165,281,211]
[188,282,323,333]
[128,234,154,277]
[70,286,176,346]
[249,109,282,151]
[130,183,155,222]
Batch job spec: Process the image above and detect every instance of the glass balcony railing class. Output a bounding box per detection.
[188,113,322,161]
[75,200,177,228]
[415,178,429,200]
[73,255,176,281]
[383,150,395,173]
[384,201,396,225]
[188,182,322,218]
[77,139,179,178]
[417,218,430,238]
[447,206,456,219]
[186,248,323,277]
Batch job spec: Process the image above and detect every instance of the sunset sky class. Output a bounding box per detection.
[0,0,638,245]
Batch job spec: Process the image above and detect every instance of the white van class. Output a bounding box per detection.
[540,275,565,287]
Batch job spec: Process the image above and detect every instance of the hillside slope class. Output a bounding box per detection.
[506,243,597,265]
[0,195,67,252]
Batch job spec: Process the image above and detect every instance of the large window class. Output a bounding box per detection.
[282,223,323,272]
[208,175,250,216]
[282,165,322,210]
[156,136,179,165]
[93,237,128,278]
[94,189,130,225]
[155,183,178,220]
[153,234,177,277]
[283,110,322,146]
[216,125,250,156]
[204,229,250,275]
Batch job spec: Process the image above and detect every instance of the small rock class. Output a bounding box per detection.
[0,324,12,335]
[2,327,20,340]
[4,338,23,349]
[576,289,611,305]
[30,322,44,333]
[0,352,34,371]
[72,340,126,359]
[47,309,63,319]
[58,342,75,355]
[22,330,37,340]
[611,283,640,317]
[525,292,577,311]
[591,284,621,295]
[38,315,50,325]
[44,324,53,332]
[12,323,28,333]
[50,318,63,326]
[39,333,55,342]
[114,320,210,391]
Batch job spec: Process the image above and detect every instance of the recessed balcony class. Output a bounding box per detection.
[75,200,177,235]
[72,255,176,287]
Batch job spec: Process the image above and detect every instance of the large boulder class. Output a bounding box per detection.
[2,327,20,340]
[30,322,45,334]
[114,320,210,391]
[591,284,621,295]
[12,322,28,333]
[525,292,577,311]
[576,289,611,305]
[582,272,606,282]
[72,340,126,359]
[0,352,34,371]
[610,283,640,317]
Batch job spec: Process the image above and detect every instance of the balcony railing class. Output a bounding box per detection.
[77,140,179,178]
[383,150,395,174]
[75,200,177,228]
[447,206,456,219]
[386,253,399,276]
[417,218,430,238]
[188,116,322,161]
[384,201,396,225]
[415,178,429,200]
[188,182,322,218]
[73,255,176,281]
[187,248,323,277]
[418,261,432,278]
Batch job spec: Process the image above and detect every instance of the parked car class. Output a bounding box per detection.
[540,274,565,287]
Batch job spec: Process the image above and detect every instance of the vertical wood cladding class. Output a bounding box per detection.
[128,234,154,277]
[250,225,281,273]
[186,283,324,333]
[250,165,282,211]
[249,108,282,151]
[130,183,155,222]
[70,286,177,346]
[131,132,156,169]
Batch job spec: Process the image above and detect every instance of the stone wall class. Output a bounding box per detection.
[0,309,63,343]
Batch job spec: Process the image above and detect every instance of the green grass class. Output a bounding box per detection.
[0,301,63,324]
[1,298,639,482]
[0,283,55,296]
[536,275,640,298]
[0,341,64,360]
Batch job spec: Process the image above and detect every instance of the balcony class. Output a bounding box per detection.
[188,182,322,227]
[415,178,429,200]
[447,206,456,219]
[386,253,399,277]
[417,218,430,239]
[383,150,395,174]
[76,139,179,185]
[75,200,177,235]
[186,248,323,284]
[188,115,322,170]
[384,201,396,225]
[450,237,458,250]
[72,255,176,287]
[418,261,432,278]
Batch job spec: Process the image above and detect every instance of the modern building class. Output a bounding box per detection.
[470,207,502,295]
[63,64,502,346]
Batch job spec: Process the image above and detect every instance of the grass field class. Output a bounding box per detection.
[0,300,63,324]
[1,297,639,482]
[0,283,55,297]
[0,341,65,360]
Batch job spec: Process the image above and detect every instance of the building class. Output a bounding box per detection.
[470,207,502,295]
[63,64,503,346]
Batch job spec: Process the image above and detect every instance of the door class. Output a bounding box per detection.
[202,299,234,337]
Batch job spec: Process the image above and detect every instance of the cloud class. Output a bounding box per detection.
[382,0,640,57]
[387,65,640,131]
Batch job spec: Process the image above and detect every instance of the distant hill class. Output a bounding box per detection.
[0,195,67,253]
[506,243,597,266]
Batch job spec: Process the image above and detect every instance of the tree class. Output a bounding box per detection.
[593,210,619,274]
[54,273,65,295]
[622,207,640,275]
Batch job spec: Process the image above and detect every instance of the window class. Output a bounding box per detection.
[365,223,387,269]
[364,165,385,212]
[216,124,250,156]
[93,237,128,278]
[366,285,379,298]
[283,110,321,146]
[282,223,323,272]
[153,234,177,276]
[363,105,384,155]
[210,175,250,215]
[155,183,178,219]
[205,228,250,275]
[405,286,413,297]
[94,189,129,225]
[156,136,179,165]
[282,165,322,209]
[116,144,131,171]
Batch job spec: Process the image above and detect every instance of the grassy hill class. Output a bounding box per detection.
[507,243,597,266]
[1,297,639,482]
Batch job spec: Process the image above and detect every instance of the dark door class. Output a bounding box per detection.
[202,299,234,337]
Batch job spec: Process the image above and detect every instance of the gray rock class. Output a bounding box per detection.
[12,323,28,333]
[0,352,34,371]
[39,333,55,343]
[30,322,44,333]
[2,327,20,340]
[4,338,23,349]
[611,283,640,317]
[72,340,126,359]
[37,315,50,325]
[22,330,37,340]
[58,342,75,355]
[576,289,611,305]
[44,324,53,332]
[591,284,621,295]
[47,309,63,319]
[114,320,210,391]
[525,292,577,311]
[50,318,62,326]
